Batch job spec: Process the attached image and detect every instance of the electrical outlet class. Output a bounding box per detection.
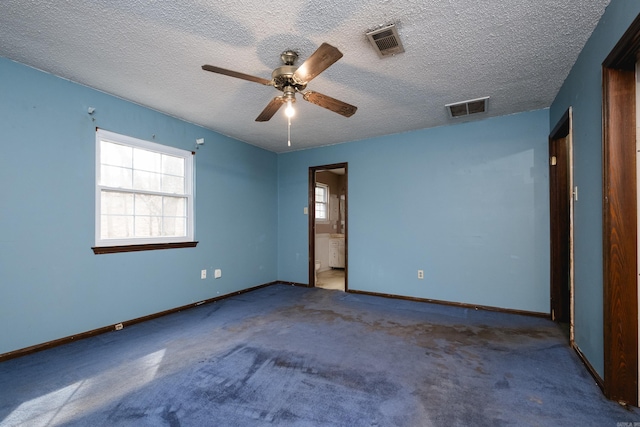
[214,269,222,279]
[115,323,123,331]
[418,270,424,279]
[201,269,207,279]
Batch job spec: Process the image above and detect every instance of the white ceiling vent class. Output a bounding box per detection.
[445,96,490,118]
[366,24,405,58]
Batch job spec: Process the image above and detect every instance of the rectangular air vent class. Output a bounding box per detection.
[445,96,490,118]
[366,24,405,58]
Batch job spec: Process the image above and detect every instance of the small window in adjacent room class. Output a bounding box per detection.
[94,129,195,252]
[315,183,329,221]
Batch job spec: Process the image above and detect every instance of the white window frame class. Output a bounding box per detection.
[315,183,329,223]
[95,129,195,248]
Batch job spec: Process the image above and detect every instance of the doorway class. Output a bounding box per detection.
[309,163,348,291]
[549,108,574,341]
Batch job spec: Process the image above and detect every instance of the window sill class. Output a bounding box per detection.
[92,241,198,254]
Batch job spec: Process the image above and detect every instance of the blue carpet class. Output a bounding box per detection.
[1,284,639,426]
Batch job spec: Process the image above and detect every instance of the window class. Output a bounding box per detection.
[94,129,195,251]
[315,183,329,221]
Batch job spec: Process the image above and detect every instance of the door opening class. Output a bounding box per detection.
[309,163,348,291]
[549,108,574,342]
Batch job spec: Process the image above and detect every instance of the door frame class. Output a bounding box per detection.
[602,13,640,404]
[549,107,574,337]
[308,163,348,290]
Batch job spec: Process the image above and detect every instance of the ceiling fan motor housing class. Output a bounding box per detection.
[272,65,306,91]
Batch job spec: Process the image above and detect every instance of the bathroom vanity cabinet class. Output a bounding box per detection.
[329,237,345,268]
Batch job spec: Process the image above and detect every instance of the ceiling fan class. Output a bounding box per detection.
[201,43,357,122]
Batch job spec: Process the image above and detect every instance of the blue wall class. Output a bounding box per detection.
[278,109,550,313]
[0,55,554,356]
[550,0,640,378]
[0,57,278,355]
[2,1,629,384]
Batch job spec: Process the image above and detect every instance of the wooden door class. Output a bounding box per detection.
[602,14,640,404]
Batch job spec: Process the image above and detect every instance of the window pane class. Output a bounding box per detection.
[101,165,133,188]
[101,191,134,215]
[133,148,162,173]
[135,216,162,237]
[133,170,162,192]
[96,129,194,246]
[162,175,185,194]
[163,196,186,216]
[316,186,327,203]
[135,194,162,216]
[101,141,132,168]
[163,217,186,237]
[162,155,184,176]
[101,215,133,239]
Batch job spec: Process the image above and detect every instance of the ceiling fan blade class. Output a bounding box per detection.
[302,91,357,118]
[201,65,272,86]
[293,43,343,84]
[256,97,285,122]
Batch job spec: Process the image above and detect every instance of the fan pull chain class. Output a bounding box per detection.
[287,116,291,147]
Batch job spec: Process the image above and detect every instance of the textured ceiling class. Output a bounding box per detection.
[0,1,610,152]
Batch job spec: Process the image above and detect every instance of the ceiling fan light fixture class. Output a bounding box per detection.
[285,99,295,118]
[283,86,296,118]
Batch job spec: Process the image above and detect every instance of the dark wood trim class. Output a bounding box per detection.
[602,64,638,403]
[311,162,350,171]
[278,281,311,288]
[308,167,316,287]
[0,281,276,363]
[92,241,198,254]
[604,13,640,70]
[550,108,570,140]
[601,14,640,403]
[549,110,571,323]
[347,289,550,319]
[573,343,605,393]
[344,164,348,291]
[0,324,118,364]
